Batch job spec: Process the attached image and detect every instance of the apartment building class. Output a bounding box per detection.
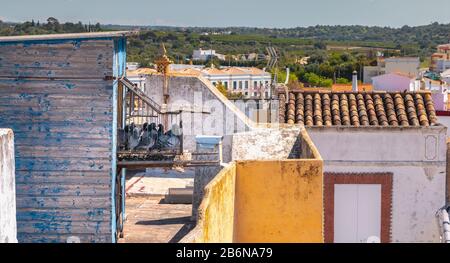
[363,57,420,83]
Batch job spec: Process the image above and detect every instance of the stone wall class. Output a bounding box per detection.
[0,129,17,243]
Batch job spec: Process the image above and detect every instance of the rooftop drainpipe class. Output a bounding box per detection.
[352,70,358,92]
[284,67,290,85]
[436,206,450,243]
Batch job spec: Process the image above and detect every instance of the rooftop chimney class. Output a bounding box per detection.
[352,71,358,92]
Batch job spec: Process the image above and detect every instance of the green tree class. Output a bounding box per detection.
[336,77,350,84]
[46,17,61,32]
[215,82,227,97]
[227,92,244,99]
[314,41,327,50]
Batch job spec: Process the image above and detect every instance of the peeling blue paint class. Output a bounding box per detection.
[65,83,76,89]
[0,35,127,243]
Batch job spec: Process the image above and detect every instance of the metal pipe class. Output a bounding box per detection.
[117,160,220,169]
[436,206,450,243]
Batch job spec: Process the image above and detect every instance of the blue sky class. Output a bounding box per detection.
[2,0,450,28]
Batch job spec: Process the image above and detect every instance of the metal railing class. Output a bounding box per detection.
[118,77,183,155]
[119,77,181,129]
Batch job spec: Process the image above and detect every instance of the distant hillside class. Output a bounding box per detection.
[2,18,449,85]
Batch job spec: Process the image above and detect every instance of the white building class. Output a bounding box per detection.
[126,62,140,71]
[372,72,420,92]
[436,59,450,73]
[169,64,204,71]
[279,90,447,242]
[442,69,450,83]
[431,44,450,73]
[364,57,420,84]
[173,66,272,99]
[126,67,157,93]
[192,49,226,61]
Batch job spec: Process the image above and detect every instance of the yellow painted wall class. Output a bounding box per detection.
[183,159,324,243]
[233,160,323,243]
[194,163,236,243]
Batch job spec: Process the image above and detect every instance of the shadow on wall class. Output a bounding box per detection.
[183,127,324,243]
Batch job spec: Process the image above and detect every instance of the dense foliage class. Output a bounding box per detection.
[0,17,102,36]
[2,18,449,86]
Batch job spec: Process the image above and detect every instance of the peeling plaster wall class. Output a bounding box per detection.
[232,127,302,160]
[234,160,323,242]
[0,129,17,243]
[307,126,447,243]
[195,163,236,243]
[183,160,324,243]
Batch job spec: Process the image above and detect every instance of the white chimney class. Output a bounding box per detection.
[352,71,358,92]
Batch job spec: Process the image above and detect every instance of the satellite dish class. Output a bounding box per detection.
[366,236,381,243]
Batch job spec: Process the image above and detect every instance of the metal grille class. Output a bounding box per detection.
[117,77,183,158]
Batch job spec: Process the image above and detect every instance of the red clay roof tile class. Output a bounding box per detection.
[278,90,438,127]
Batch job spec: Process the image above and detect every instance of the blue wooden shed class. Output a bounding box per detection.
[0,32,130,243]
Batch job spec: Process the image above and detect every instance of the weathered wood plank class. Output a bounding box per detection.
[16,197,111,210]
[0,53,113,63]
[17,221,111,234]
[0,69,113,78]
[0,40,113,51]
[15,157,111,171]
[0,68,113,77]
[15,151,111,159]
[0,93,112,102]
[0,47,113,56]
[0,37,116,243]
[0,59,113,70]
[16,149,111,159]
[0,97,111,108]
[4,120,112,130]
[17,208,111,222]
[16,183,111,197]
[13,134,111,142]
[1,112,113,122]
[12,125,111,134]
[0,107,112,115]
[0,78,111,87]
[0,83,112,94]
[0,106,112,113]
[13,138,111,147]
[15,171,111,184]
[17,233,111,243]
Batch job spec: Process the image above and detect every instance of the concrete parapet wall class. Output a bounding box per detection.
[234,160,323,242]
[182,159,324,243]
[0,129,17,243]
[183,127,324,243]
[232,126,321,160]
[183,163,236,243]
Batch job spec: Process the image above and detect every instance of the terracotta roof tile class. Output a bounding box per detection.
[356,94,369,126]
[295,93,305,125]
[365,94,379,125]
[322,93,332,126]
[331,94,341,125]
[414,94,429,126]
[305,94,314,126]
[278,91,439,127]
